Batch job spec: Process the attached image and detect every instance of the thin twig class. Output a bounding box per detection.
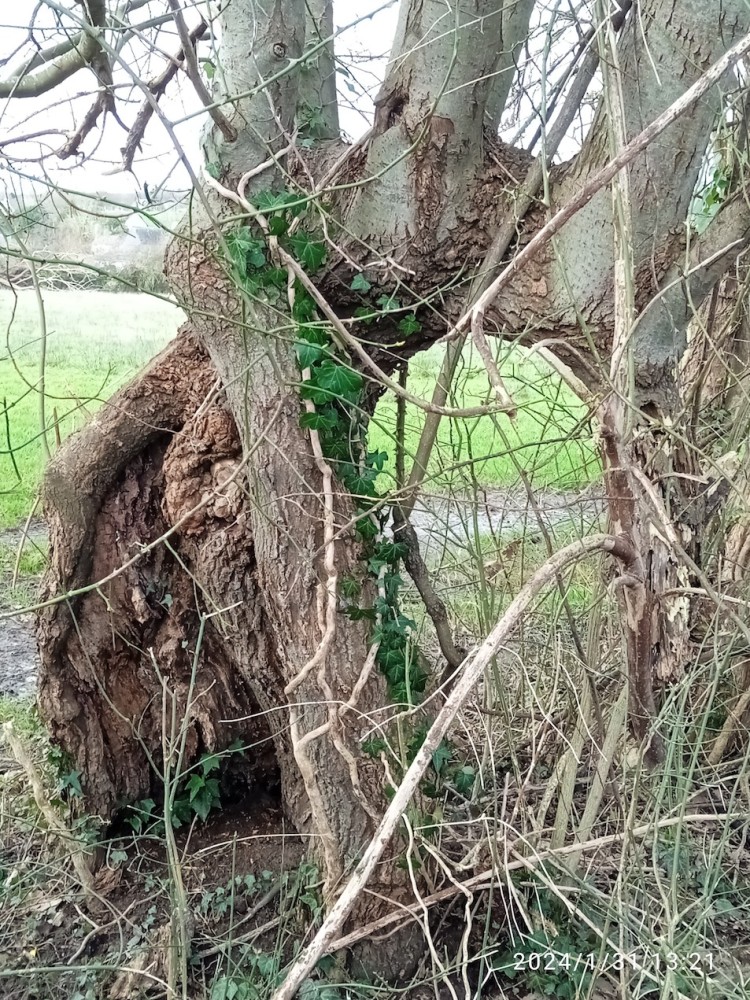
[166,0,235,141]
[271,533,632,1000]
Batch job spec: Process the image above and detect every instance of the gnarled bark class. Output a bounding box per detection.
[37,331,277,813]
[30,0,750,982]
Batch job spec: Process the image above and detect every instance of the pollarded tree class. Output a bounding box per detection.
[5,0,750,973]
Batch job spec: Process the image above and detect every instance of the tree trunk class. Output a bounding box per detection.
[31,0,750,979]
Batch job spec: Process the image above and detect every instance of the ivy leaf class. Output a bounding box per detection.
[453,764,476,794]
[325,436,355,460]
[246,243,267,269]
[376,293,401,313]
[292,290,317,323]
[289,231,326,271]
[345,467,379,498]
[374,540,408,562]
[398,314,422,336]
[255,190,300,214]
[190,791,214,823]
[432,742,452,775]
[311,360,364,403]
[268,214,288,236]
[199,752,221,775]
[299,380,334,405]
[362,737,387,757]
[186,774,206,800]
[299,409,340,432]
[350,273,371,292]
[353,306,376,325]
[367,449,389,471]
[378,647,406,672]
[356,516,379,541]
[339,576,361,599]
[389,683,410,704]
[384,572,403,602]
[260,266,288,289]
[295,330,329,368]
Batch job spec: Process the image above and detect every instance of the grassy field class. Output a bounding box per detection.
[0,290,181,526]
[369,344,598,495]
[0,289,598,527]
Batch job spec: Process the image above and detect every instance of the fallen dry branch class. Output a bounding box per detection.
[2,722,94,897]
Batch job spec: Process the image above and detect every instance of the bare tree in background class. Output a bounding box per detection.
[3,0,750,977]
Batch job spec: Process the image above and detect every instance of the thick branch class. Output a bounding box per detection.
[302,0,339,139]
[204,0,306,181]
[272,533,633,1000]
[551,0,750,318]
[0,33,98,98]
[350,1,535,246]
[403,1,632,513]
[631,192,750,402]
[485,0,536,132]
[448,27,750,348]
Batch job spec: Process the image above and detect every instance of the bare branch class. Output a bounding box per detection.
[166,0,236,142]
[0,33,99,99]
[122,19,209,171]
[271,533,634,1000]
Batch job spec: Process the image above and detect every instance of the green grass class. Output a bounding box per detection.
[369,342,599,495]
[1,289,182,526]
[0,290,599,528]
[0,695,42,740]
[0,539,47,607]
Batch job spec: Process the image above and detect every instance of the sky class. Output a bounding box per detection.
[0,0,598,218]
[0,0,400,205]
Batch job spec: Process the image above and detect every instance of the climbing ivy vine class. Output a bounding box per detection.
[222,192,474,802]
[224,193,425,706]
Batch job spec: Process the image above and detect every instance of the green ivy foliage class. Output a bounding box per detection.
[224,196,429,706]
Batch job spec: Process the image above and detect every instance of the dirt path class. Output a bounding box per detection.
[0,521,47,699]
[410,484,604,561]
[0,617,37,697]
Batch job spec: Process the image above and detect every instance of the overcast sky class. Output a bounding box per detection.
[0,1,400,202]
[0,1,596,213]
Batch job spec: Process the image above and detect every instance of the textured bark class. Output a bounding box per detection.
[37,332,276,813]
[31,0,750,979]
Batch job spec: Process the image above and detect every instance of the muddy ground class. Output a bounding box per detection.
[0,522,47,699]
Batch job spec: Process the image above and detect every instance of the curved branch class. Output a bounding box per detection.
[0,32,99,98]
[40,330,212,599]
[271,532,635,1000]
